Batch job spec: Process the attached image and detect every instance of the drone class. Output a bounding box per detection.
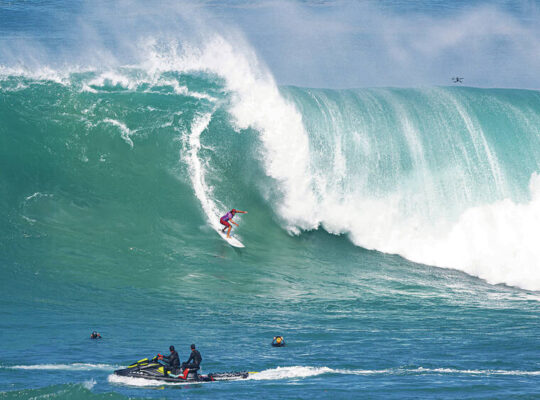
[452,77,464,83]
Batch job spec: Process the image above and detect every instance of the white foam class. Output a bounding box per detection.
[249,366,333,380]
[413,367,540,376]
[270,88,540,292]
[107,366,330,386]
[3,22,538,291]
[340,367,540,376]
[105,365,539,386]
[8,363,116,371]
[84,69,217,101]
[183,112,225,232]
[24,192,53,201]
[107,373,206,387]
[0,65,70,85]
[140,34,539,291]
[87,71,135,90]
[102,118,135,148]
[82,379,97,390]
[336,173,540,291]
[253,366,540,378]
[139,35,317,232]
[81,83,98,93]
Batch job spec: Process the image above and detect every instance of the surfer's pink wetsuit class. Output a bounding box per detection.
[220,210,237,229]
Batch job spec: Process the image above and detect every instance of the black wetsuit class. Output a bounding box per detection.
[182,349,202,369]
[163,351,180,369]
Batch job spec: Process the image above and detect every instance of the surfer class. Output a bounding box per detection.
[220,209,247,238]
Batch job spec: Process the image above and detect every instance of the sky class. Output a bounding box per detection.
[0,0,539,89]
[209,0,540,88]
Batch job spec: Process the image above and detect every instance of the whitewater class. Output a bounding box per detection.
[1,1,540,399]
[5,35,539,290]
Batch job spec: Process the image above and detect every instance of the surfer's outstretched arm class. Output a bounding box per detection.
[235,210,248,214]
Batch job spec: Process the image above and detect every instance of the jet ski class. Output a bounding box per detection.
[114,356,251,383]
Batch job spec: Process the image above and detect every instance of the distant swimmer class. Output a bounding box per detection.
[271,336,286,347]
[220,209,247,238]
[452,77,464,83]
[90,331,102,339]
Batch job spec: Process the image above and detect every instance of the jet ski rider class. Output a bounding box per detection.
[159,345,180,370]
[182,344,202,370]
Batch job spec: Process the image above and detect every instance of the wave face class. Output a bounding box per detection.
[281,86,540,290]
[2,39,540,292]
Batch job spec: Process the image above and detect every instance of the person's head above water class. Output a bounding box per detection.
[191,344,196,350]
[170,345,175,352]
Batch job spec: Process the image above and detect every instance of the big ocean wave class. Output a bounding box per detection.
[1,34,540,291]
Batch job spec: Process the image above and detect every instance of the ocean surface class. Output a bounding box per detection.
[1,1,539,399]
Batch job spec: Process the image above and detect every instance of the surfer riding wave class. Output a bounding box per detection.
[220,209,247,238]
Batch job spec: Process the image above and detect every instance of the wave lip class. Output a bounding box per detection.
[277,86,540,291]
[3,25,540,292]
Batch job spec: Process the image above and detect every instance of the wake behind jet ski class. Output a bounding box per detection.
[114,356,251,383]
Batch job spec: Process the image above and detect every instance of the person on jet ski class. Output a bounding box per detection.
[159,345,180,370]
[181,344,202,370]
[90,331,102,339]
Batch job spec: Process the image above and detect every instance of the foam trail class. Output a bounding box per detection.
[252,366,540,379]
[184,112,224,231]
[103,118,134,148]
[6,363,116,371]
[339,367,540,376]
[107,366,539,388]
[249,366,334,380]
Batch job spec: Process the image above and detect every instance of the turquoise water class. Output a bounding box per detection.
[1,1,540,399]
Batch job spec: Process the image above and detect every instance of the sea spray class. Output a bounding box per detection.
[2,41,540,291]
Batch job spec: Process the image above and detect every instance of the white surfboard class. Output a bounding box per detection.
[217,230,245,248]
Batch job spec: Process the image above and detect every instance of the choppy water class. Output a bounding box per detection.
[1,1,539,399]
